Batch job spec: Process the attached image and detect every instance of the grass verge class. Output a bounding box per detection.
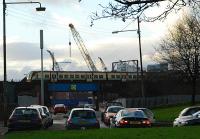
[5,126,200,139]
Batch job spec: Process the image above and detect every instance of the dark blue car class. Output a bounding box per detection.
[8,107,44,131]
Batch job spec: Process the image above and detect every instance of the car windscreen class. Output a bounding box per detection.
[140,109,153,118]
[108,107,124,113]
[71,110,96,119]
[13,108,38,117]
[181,107,200,116]
[121,110,147,118]
[107,102,122,107]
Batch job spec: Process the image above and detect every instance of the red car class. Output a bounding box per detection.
[102,106,124,125]
[54,104,67,115]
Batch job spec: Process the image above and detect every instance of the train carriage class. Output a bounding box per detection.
[26,71,138,82]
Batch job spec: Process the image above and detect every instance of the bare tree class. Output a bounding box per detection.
[156,10,200,104]
[91,0,200,23]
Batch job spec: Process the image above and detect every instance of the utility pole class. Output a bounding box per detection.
[137,16,145,105]
[3,0,8,127]
[40,30,44,105]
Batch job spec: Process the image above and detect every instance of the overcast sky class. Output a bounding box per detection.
[0,0,184,81]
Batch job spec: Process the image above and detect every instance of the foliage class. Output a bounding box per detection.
[91,0,200,24]
[156,11,200,78]
[155,8,200,104]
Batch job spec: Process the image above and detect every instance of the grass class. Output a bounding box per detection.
[152,104,190,121]
[5,126,200,139]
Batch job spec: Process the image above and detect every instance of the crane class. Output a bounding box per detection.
[98,57,107,71]
[47,50,61,71]
[69,23,97,71]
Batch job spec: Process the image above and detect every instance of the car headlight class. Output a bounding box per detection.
[181,121,188,124]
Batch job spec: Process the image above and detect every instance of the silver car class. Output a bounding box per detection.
[173,106,200,127]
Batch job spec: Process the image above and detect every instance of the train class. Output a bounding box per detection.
[26,71,139,82]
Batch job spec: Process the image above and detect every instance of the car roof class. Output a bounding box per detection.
[15,107,27,109]
[54,104,65,106]
[107,106,124,109]
[185,106,200,109]
[15,107,40,111]
[122,108,144,112]
[71,108,95,111]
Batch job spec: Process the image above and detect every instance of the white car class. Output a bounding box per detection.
[173,106,200,127]
[30,105,53,127]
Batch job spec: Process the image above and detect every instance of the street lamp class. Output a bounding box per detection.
[2,0,46,127]
[112,16,145,105]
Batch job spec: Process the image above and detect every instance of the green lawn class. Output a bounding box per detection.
[5,127,200,139]
[152,104,190,121]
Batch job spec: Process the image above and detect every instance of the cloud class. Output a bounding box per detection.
[0,42,42,61]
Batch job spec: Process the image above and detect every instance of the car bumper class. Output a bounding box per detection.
[8,123,42,130]
[66,124,100,130]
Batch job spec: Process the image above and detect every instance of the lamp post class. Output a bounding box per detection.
[112,17,145,105]
[2,0,46,126]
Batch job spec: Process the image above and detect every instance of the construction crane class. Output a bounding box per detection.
[69,23,97,71]
[47,50,61,71]
[98,57,107,71]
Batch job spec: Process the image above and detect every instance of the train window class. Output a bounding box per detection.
[59,75,63,79]
[75,75,79,78]
[111,75,115,79]
[116,75,120,79]
[99,75,103,79]
[94,75,98,79]
[81,75,85,79]
[128,75,132,79]
[45,74,49,78]
[122,75,126,78]
[133,75,137,79]
[70,75,74,78]
[64,75,69,78]
[86,75,92,78]
[52,74,56,79]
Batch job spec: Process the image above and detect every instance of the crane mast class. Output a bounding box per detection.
[47,50,61,71]
[69,24,97,71]
[98,57,107,71]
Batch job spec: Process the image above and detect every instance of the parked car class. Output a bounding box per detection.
[30,105,53,127]
[65,108,100,129]
[131,108,155,124]
[173,106,200,127]
[54,104,67,115]
[102,106,124,125]
[8,107,45,131]
[84,104,96,110]
[110,108,151,128]
[106,101,123,107]
[101,101,123,118]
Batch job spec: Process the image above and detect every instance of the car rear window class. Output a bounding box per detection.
[122,110,146,118]
[108,107,124,113]
[72,110,96,119]
[13,108,38,117]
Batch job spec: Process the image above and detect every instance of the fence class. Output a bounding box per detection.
[0,103,18,121]
[115,95,200,108]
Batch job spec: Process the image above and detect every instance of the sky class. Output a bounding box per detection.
[0,0,184,81]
